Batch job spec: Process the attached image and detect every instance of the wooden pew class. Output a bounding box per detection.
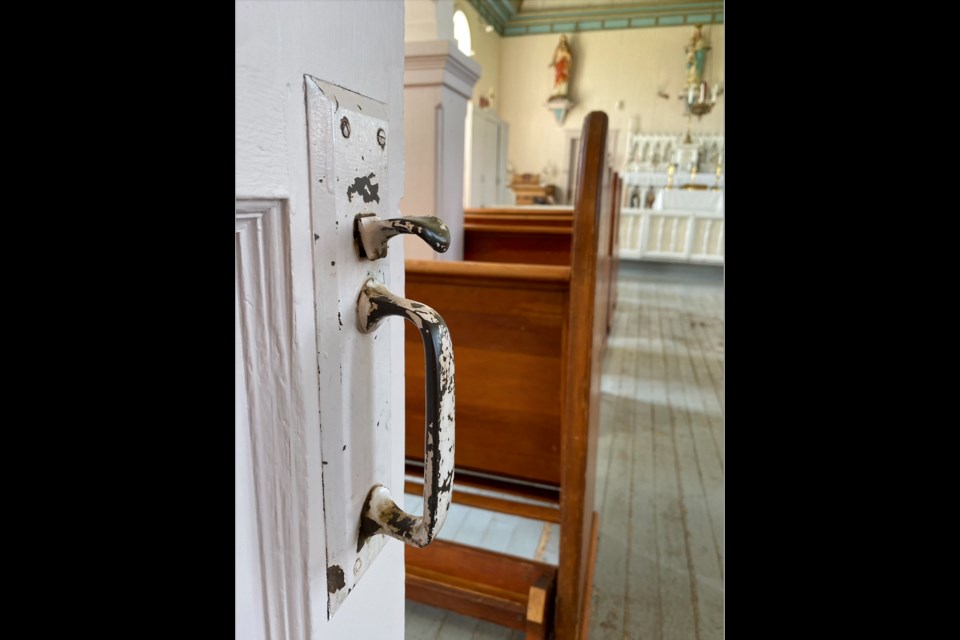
[462,177,620,344]
[464,212,573,229]
[464,206,574,217]
[404,112,610,640]
[463,224,572,266]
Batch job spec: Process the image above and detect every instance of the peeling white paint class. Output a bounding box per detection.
[356,279,456,548]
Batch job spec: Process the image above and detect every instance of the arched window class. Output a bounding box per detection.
[453,9,473,57]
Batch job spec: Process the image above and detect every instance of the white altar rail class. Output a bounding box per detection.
[619,207,724,264]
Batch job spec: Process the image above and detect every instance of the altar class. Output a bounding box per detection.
[618,177,724,265]
[653,188,723,213]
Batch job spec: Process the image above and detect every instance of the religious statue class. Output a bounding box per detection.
[685,24,710,87]
[549,35,573,98]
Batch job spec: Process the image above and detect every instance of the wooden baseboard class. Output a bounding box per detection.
[578,511,600,640]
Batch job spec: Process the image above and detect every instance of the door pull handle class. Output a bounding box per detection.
[355,278,455,549]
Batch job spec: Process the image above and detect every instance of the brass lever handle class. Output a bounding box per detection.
[354,213,451,260]
[355,278,455,549]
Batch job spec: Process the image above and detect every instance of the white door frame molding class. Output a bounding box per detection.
[236,199,309,640]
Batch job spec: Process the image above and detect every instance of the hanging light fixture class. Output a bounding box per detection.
[677,24,722,142]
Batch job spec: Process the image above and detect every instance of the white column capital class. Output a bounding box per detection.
[404,39,481,100]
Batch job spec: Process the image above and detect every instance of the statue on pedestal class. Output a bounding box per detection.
[685,24,710,87]
[549,35,573,98]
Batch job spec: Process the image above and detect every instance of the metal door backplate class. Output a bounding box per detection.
[305,75,394,618]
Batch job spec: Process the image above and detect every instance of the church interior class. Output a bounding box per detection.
[400,1,723,638]
[236,1,723,638]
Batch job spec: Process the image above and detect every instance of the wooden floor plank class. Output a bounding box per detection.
[679,294,725,468]
[662,307,723,640]
[434,609,481,639]
[594,305,627,516]
[505,515,548,561]
[687,289,724,411]
[405,601,448,639]
[588,288,637,638]
[620,281,660,640]
[479,511,524,555]
[650,282,698,640]
[451,504,496,548]
[439,501,472,541]
[471,619,523,639]
[666,292,725,576]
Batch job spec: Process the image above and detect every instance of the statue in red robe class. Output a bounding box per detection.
[549,35,573,98]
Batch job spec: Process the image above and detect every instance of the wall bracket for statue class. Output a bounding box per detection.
[545,96,574,125]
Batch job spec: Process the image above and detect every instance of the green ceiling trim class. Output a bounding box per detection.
[658,15,684,25]
[486,0,514,24]
[510,2,719,21]
[467,1,722,37]
[465,0,507,35]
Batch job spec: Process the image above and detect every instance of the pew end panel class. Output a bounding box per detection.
[404,260,572,489]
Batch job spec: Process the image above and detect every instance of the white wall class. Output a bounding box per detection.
[236,1,406,637]
[498,24,724,177]
[406,0,454,41]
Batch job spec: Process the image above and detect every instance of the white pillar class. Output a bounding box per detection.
[401,39,480,260]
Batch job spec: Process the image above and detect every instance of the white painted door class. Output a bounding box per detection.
[465,107,510,207]
[236,2,410,638]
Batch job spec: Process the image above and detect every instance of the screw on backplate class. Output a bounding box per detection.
[376,128,385,149]
[341,117,351,138]
[353,558,362,575]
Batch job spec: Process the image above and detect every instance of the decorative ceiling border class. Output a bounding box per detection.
[465,0,722,36]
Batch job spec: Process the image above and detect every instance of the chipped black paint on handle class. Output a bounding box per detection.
[355,278,455,550]
[354,213,451,260]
